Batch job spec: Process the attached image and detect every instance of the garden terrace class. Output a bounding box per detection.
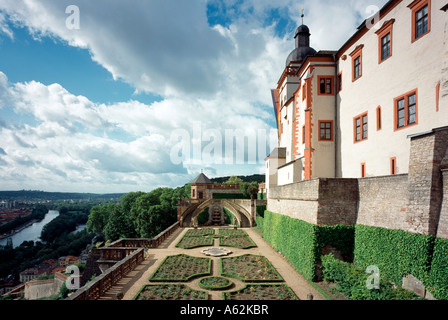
[67,225,326,301]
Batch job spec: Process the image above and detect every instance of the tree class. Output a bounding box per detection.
[86,205,110,234]
[225,176,243,185]
[104,204,135,241]
[130,192,177,238]
[240,181,259,199]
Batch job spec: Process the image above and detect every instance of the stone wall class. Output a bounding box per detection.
[406,129,448,236]
[316,178,358,226]
[437,169,448,239]
[357,174,409,230]
[267,127,448,239]
[268,178,358,226]
[24,272,67,300]
[267,179,320,225]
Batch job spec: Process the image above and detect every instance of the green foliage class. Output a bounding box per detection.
[259,211,354,281]
[261,211,317,280]
[41,210,89,243]
[354,225,434,287]
[0,229,94,279]
[425,238,448,300]
[197,207,210,225]
[240,181,259,199]
[86,185,188,241]
[223,208,237,226]
[322,254,424,300]
[0,204,48,235]
[86,205,110,234]
[104,203,135,241]
[224,176,244,185]
[59,281,70,299]
[256,205,266,217]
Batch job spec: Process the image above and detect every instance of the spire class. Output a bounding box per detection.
[285,7,316,66]
[301,7,305,25]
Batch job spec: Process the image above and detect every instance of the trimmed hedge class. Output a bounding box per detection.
[259,211,448,299]
[428,238,448,300]
[354,225,448,300]
[259,211,354,281]
[354,225,434,287]
[256,205,266,217]
[322,254,424,300]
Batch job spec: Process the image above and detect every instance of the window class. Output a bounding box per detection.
[409,0,431,42]
[376,19,394,63]
[318,121,333,141]
[318,76,334,95]
[337,72,342,92]
[376,106,382,131]
[354,112,368,143]
[416,5,429,38]
[381,34,391,60]
[361,163,366,178]
[350,45,363,82]
[391,157,397,175]
[302,83,307,101]
[302,125,306,144]
[354,56,361,79]
[394,90,418,131]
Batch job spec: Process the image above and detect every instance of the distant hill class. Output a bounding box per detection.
[0,190,126,201]
[210,174,265,184]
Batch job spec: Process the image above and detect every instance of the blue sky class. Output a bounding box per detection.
[0,0,388,193]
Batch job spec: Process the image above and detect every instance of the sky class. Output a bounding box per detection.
[0,0,388,194]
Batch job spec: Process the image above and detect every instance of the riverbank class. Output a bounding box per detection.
[0,219,39,240]
[0,210,59,248]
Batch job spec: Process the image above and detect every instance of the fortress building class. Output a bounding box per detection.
[266,0,448,238]
[267,0,447,187]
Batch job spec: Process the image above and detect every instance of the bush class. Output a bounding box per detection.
[427,238,448,300]
[322,254,424,300]
[197,208,210,225]
[354,225,434,288]
[256,205,266,217]
[260,211,354,281]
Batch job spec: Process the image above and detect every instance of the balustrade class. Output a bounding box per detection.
[67,222,179,300]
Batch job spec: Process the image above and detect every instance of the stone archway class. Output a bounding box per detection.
[179,199,253,228]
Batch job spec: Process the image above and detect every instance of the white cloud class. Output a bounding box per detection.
[0,0,389,192]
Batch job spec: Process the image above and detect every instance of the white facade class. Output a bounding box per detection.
[267,0,448,189]
[337,0,447,178]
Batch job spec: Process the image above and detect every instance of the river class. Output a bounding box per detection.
[0,210,60,248]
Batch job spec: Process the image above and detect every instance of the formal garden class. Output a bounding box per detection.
[132,227,299,300]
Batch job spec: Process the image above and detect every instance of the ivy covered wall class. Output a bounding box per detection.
[257,210,448,300]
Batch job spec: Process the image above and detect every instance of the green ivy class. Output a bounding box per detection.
[256,205,266,217]
[354,225,434,287]
[259,211,448,300]
[260,211,354,281]
[322,254,424,300]
[428,238,448,300]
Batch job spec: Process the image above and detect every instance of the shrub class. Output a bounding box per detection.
[354,225,434,288]
[260,211,354,281]
[427,238,448,300]
[322,254,424,300]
